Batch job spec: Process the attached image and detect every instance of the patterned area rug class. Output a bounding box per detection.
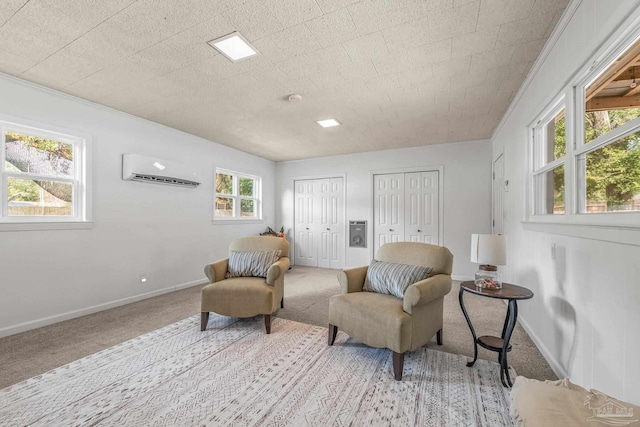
[0,315,514,426]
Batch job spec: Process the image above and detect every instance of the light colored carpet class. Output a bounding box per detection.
[0,266,556,390]
[0,315,515,426]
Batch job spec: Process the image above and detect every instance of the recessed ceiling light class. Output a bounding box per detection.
[207,32,259,62]
[316,118,341,128]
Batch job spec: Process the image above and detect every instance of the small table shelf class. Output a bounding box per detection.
[459,281,533,387]
[477,335,512,353]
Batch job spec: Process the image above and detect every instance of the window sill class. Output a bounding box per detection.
[0,221,94,232]
[522,220,640,246]
[212,219,264,225]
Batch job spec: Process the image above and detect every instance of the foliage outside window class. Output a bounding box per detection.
[579,104,640,214]
[1,120,87,223]
[214,169,261,220]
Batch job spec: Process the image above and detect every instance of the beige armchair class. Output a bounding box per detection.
[328,242,453,380]
[201,236,290,334]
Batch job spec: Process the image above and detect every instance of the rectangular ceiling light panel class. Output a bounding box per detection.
[316,118,341,128]
[208,32,259,62]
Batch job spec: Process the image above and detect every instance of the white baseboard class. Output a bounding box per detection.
[0,278,207,339]
[517,314,569,379]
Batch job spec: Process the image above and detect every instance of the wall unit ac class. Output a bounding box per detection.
[122,154,201,188]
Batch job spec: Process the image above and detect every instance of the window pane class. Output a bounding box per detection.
[240,199,255,217]
[583,131,640,213]
[239,177,254,197]
[544,111,565,163]
[584,36,640,144]
[534,164,565,215]
[215,197,233,217]
[584,109,640,144]
[215,173,233,194]
[4,131,74,177]
[7,177,73,216]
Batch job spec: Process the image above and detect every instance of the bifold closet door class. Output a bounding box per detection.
[294,178,344,268]
[373,173,405,252]
[317,178,344,269]
[374,171,440,253]
[405,171,439,244]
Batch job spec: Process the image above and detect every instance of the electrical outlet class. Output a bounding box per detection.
[139,273,147,283]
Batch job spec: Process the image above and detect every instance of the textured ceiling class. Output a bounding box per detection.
[0,0,569,161]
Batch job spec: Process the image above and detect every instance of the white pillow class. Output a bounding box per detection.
[363,260,432,298]
[226,250,281,278]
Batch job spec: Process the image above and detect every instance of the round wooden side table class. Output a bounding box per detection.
[458,281,534,387]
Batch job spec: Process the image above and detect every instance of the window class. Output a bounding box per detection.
[1,119,90,226]
[214,168,261,220]
[532,103,566,215]
[577,38,640,214]
[529,30,640,231]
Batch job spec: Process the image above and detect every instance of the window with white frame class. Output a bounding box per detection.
[1,119,89,224]
[576,37,640,214]
[530,33,640,226]
[532,102,566,215]
[214,168,261,219]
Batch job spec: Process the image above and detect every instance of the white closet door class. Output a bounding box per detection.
[373,173,405,253]
[374,170,440,251]
[294,177,345,269]
[294,180,318,267]
[318,178,344,269]
[416,171,439,244]
[493,154,505,234]
[405,172,423,242]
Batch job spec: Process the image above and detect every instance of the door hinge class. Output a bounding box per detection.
[492,172,495,179]
[492,219,495,227]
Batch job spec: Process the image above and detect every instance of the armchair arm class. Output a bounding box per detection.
[337,265,368,294]
[403,274,452,314]
[266,257,290,286]
[204,258,229,283]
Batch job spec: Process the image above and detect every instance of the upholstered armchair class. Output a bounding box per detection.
[328,242,453,380]
[201,236,290,334]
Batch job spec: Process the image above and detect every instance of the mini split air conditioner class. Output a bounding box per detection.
[122,154,201,188]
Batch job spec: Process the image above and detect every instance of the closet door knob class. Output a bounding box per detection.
[389,229,394,232]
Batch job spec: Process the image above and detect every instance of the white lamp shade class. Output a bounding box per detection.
[470,234,507,266]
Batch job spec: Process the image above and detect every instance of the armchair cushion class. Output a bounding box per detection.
[363,260,432,298]
[226,250,281,278]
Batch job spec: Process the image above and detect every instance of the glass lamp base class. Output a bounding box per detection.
[475,266,502,289]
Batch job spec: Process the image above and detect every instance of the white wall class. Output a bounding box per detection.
[493,0,640,404]
[276,140,492,278]
[0,75,275,337]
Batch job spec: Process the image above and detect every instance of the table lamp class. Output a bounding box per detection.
[470,234,507,289]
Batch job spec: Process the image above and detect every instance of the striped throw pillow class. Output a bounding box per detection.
[363,260,432,298]
[226,250,282,278]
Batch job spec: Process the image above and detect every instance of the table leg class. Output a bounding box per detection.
[459,287,478,367]
[500,300,518,387]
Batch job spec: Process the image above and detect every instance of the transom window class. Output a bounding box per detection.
[1,119,89,224]
[214,168,261,220]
